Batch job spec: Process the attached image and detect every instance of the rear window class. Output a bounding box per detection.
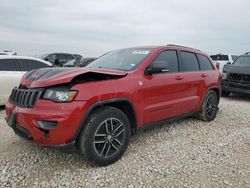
[210,54,229,61]
[0,59,20,71]
[197,54,214,71]
[180,51,199,72]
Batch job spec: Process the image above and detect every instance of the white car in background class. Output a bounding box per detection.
[0,56,52,105]
[210,54,238,73]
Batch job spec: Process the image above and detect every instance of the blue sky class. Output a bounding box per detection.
[0,0,250,57]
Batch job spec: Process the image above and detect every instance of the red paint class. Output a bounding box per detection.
[5,46,221,147]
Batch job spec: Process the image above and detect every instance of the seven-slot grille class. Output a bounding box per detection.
[10,88,44,108]
[228,73,250,83]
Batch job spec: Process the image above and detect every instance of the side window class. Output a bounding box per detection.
[180,51,199,72]
[18,59,50,71]
[197,54,214,71]
[0,59,20,71]
[57,54,65,59]
[65,54,74,59]
[151,50,179,73]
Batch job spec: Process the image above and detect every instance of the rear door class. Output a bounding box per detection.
[176,51,203,114]
[0,59,22,105]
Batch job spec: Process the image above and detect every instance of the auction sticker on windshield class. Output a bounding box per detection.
[132,50,150,55]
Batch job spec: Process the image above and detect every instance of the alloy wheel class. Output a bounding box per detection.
[205,94,217,118]
[94,118,125,158]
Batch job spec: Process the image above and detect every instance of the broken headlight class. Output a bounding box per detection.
[43,89,78,102]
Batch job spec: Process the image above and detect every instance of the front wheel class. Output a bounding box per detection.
[77,106,131,166]
[197,90,219,122]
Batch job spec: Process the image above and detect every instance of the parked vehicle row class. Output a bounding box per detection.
[222,52,250,96]
[40,53,82,66]
[210,54,238,73]
[5,45,221,166]
[0,56,52,105]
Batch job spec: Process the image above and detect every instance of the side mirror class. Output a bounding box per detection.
[145,61,169,75]
[44,57,48,61]
[226,61,231,64]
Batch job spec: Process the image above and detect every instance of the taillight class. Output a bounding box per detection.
[215,63,220,69]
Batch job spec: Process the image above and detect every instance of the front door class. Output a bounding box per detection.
[142,50,186,125]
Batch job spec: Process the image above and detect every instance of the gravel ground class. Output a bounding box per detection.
[0,97,250,188]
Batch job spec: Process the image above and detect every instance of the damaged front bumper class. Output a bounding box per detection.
[5,99,89,152]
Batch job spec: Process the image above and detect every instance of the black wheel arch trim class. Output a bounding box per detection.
[73,98,138,141]
[200,86,221,109]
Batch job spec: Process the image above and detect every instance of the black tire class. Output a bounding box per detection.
[221,90,230,97]
[77,106,131,166]
[197,90,219,122]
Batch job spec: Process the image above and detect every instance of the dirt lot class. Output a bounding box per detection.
[0,97,249,188]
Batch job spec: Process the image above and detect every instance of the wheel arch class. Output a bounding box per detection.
[209,86,221,103]
[74,98,138,141]
[199,86,221,110]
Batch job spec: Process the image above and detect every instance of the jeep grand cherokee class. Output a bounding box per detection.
[5,45,221,166]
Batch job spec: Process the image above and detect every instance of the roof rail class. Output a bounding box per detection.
[166,44,201,51]
[244,52,250,55]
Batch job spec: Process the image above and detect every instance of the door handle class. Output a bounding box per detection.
[201,74,208,77]
[175,76,183,80]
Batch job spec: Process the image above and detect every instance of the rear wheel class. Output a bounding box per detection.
[77,106,130,166]
[197,90,219,121]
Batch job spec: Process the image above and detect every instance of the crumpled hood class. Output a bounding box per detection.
[20,67,128,88]
[224,65,250,75]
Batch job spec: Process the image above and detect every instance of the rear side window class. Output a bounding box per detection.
[180,51,199,72]
[0,59,20,71]
[197,54,214,71]
[18,59,50,71]
[152,50,179,73]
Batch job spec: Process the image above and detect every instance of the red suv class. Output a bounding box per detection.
[5,45,221,166]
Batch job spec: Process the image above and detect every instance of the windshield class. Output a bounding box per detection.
[233,56,250,66]
[232,55,238,61]
[39,53,49,59]
[87,48,153,71]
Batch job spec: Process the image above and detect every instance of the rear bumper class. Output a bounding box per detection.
[5,99,89,149]
[222,79,250,94]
